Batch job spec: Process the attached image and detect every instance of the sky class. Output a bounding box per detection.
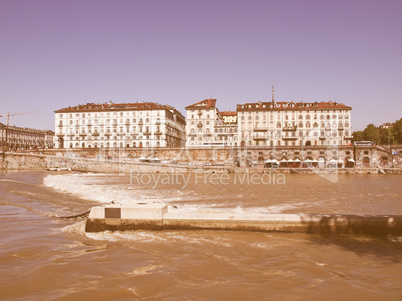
[1,0,401,131]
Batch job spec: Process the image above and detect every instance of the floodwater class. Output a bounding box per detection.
[0,171,401,300]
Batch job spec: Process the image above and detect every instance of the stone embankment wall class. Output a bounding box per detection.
[1,146,401,174]
[34,144,396,168]
[0,152,47,171]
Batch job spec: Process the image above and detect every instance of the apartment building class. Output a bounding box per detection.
[0,123,54,150]
[54,101,186,149]
[237,100,352,147]
[185,99,238,146]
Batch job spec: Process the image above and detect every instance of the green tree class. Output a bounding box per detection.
[392,118,402,144]
[363,124,380,144]
[352,130,364,141]
[379,127,390,145]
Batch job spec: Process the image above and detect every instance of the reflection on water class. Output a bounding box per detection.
[0,171,401,300]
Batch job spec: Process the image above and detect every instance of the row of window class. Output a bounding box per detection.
[240,114,349,121]
[59,111,163,119]
[240,122,350,129]
[60,117,164,126]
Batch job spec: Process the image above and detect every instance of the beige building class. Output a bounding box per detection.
[0,123,54,150]
[220,111,237,124]
[185,93,352,148]
[185,99,238,146]
[54,102,186,149]
[237,100,352,147]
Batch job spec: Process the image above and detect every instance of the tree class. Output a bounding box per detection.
[379,127,390,145]
[392,118,402,144]
[352,130,364,141]
[363,124,380,144]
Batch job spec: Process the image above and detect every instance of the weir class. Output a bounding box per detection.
[85,203,402,236]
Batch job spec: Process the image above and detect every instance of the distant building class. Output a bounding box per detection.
[220,111,237,124]
[379,122,394,129]
[0,123,54,150]
[54,102,186,149]
[185,99,238,147]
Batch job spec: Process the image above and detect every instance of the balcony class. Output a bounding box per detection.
[144,131,151,135]
[282,137,297,141]
[93,132,99,136]
[253,136,267,140]
[155,131,162,135]
[282,125,297,131]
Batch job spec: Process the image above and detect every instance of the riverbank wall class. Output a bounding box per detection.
[85,203,402,236]
[2,151,402,174]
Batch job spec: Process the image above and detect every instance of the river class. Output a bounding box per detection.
[0,171,401,300]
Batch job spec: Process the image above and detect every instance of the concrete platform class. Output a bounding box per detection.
[85,203,402,236]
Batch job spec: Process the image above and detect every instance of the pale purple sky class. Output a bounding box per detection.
[1,0,401,131]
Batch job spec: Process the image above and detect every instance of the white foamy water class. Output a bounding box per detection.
[43,173,307,215]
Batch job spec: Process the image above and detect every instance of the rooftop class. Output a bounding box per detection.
[185,99,217,110]
[55,101,185,119]
[237,101,351,111]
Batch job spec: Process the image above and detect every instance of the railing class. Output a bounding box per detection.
[282,126,297,131]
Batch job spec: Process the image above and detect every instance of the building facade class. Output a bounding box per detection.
[237,100,353,147]
[186,97,352,148]
[185,99,238,147]
[0,123,54,150]
[54,102,186,149]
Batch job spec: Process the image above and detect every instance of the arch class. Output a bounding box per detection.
[156,141,160,147]
[363,157,370,167]
[305,140,311,146]
[81,142,85,148]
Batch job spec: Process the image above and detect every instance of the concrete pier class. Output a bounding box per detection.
[85,203,402,236]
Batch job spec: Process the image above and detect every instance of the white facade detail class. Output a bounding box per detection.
[54,102,186,149]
